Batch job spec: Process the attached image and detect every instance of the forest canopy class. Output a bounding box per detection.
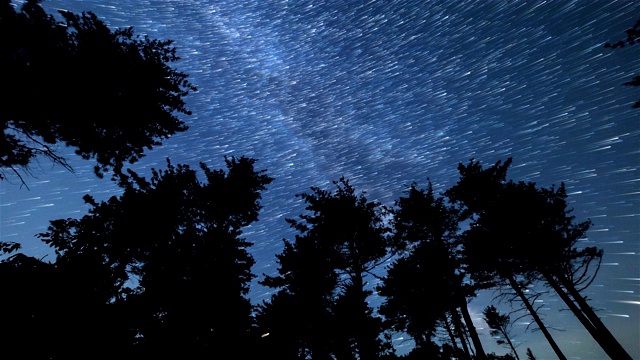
[1,156,630,360]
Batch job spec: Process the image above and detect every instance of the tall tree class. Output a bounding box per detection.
[379,183,487,359]
[446,159,567,360]
[446,158,631,360]
[259,178,393,359]
[38,156,272,359]
[483,305,520,360]
[0,0,195,184]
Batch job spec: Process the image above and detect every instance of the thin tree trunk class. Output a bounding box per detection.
[451,309,473,360]
[500,327,521,360]
[461,322,476,358]
[444,314,462,355]
[542,273,605,346]
[507,275,567,360]
[553,273,632,360]
[458,296,487,359]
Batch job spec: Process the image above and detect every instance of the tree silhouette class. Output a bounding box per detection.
[445,159,566,360]
[259,178,393,359]
[0,240,22,262]
[0,0,195,184]
[446,158,632,360]
[604,17,640,108]
[486,354,516,360]
[378,183,487,359]
[257,234,339,359]
[0,251,135,360]
[525,348,536,360]
[36,156,272,359]
[492,276,561,360]
[483,305,520,360]
[446,159,568,360]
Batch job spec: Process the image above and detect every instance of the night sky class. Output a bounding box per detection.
[1,1,638,358]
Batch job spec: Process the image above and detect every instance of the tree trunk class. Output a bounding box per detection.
[451,309,473,360]
[542,273,606,347]
[500,327,521,360]
[458,296,487,359]
[507,275,567,360]
[550,273,632,360]
[444,314,463,356]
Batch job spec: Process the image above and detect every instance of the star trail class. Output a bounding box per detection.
[1,1,638,358]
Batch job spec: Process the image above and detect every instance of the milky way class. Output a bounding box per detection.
[1,1,638,358]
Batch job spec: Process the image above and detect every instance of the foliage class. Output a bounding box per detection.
[256,234,338,359]
[604,17,640,108]
[446,158,596,287]
[483,305,520,360]
[525,348,536,360]
[378,183,462,344]
[0,252,130,359]
[447,158,633,360]
[483,306,511,345]
[258,178,393,359]
[0,0,196,184]
[379,182,488,359]
[0,241,21,255]
[487,353,517,360]
[36,156,272,358]
[380,241,458,345]
[0,154,632,358]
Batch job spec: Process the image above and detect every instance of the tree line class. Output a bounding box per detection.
[0,1,635,359]
[1,155,632,360]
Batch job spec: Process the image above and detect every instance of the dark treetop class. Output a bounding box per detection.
[0,0,195,183]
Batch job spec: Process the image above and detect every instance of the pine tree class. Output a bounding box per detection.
[259,178,393,359]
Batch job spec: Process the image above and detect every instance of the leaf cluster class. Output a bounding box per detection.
[0,0,196,182]
[604,17,640,108]
[29,156,272,359]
